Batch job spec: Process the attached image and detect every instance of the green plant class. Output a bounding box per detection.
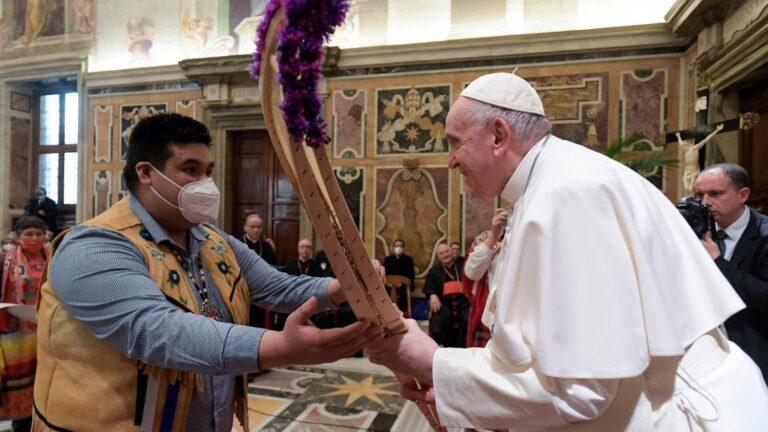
[603,133,678,177]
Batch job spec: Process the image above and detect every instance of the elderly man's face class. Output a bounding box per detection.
[244,215,264,240]
[446,98,503,200]
[298,239,313,261]
[436,244,454,267]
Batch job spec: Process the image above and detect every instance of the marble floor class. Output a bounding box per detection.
[234,357,432,431]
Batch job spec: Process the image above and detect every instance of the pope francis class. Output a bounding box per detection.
[366,72,768,431]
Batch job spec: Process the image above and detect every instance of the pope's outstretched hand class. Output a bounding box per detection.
[366,318,437,385]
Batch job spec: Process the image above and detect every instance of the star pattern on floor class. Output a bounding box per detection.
[316,375,400,406]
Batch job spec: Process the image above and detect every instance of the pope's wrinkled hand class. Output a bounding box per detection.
[395,372,436,403]
[365,318,437,384]
[259,297,384,369]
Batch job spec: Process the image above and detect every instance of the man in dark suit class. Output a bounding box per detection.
[283,238,323,277]
[242,213,278,266]
[24,186,58,232]
[275,239,323,330]
[242,213,278,331]
[384,239,415,312]
[695,163,768,382]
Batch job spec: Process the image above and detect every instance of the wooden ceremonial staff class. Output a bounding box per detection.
[257,5,445,431]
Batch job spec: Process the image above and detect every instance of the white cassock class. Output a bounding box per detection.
[433,135,768,431]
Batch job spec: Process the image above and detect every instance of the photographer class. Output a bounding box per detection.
[695,163,768,382]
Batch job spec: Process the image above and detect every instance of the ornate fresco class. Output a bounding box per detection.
[120,103,167,161]
[375,85,450,155]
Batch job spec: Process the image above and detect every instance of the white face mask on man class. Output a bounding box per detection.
[394,246,403,256]
[147,163,220,225]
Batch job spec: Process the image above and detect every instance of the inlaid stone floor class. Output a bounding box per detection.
[234,357,431,431]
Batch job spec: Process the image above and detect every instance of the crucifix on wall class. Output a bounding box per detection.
[665,112,761,196]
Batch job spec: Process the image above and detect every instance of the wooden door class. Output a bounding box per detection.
[740,79,768,213]
[231,131,300,264]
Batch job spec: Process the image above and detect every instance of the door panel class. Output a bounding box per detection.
[740,78,768,213]
[231,131,300,264]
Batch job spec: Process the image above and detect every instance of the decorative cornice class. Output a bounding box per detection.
[665,0,745,37]
[702,10,768,91]
[179,55,254,85]
[0,54,87,82]
[85,64,190,90]
[332,23,688,74]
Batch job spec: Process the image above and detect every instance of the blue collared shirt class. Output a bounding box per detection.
[49,195,334,430]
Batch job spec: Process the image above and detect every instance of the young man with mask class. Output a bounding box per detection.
[33,113,384,431]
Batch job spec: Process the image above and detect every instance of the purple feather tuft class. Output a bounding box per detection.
[252,0,350,148]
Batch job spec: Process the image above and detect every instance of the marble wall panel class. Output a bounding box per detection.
[93,105,113,163]
[9,117,31,210]
[620,69,667,142]
[531,73,608,149]
[333,89,366,158]
[175,99,197,119]
[93,170,112,216]
[335,166,364,230]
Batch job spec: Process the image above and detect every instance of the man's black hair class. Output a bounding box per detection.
[122,113,212,194]
[704,163,751,190]
[15,216,47,234]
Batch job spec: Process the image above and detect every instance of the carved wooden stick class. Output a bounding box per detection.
[258,6,444,431]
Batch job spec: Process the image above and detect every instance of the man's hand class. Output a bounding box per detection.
[428,294,441,313]
[701,232,721,260]
[366,319,438,384]
[258,297,384,369]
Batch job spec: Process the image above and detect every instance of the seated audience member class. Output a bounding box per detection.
[0,216,49,431]
[383,239,415,313]
[274,239,324,330]
[423,242,469,347]
[695,163,768,382]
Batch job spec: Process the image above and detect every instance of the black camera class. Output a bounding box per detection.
[676,197,716,239]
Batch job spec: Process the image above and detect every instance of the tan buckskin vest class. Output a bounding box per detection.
[33,198,250,431]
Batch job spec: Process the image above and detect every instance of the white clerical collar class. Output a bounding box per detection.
[500,134,549,204]
[719,206,750,242]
